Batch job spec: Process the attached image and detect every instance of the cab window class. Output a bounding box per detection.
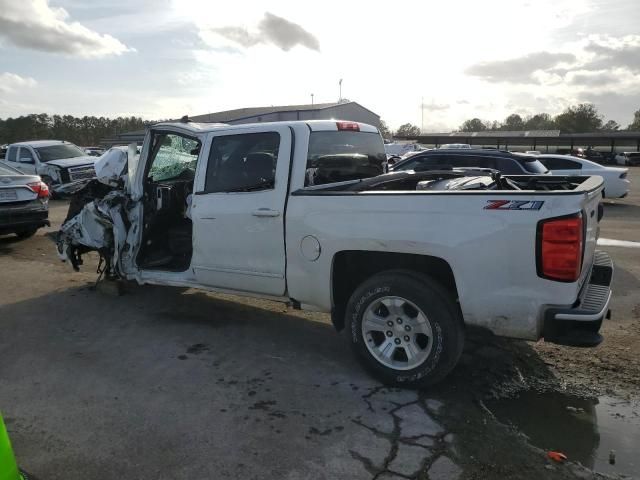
[204,132,280,193]
[305,131,385,186]
[6,147,17,162]
[18,148,35,163]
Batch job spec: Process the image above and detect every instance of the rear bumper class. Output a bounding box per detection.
[0,203,49,232]
[543,250,613,347]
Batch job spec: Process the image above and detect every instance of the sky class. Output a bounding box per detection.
[0,0,639,131]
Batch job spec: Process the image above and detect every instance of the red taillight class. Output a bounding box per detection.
[538,215,583,282]
[27,181,50,198]
[336,121,359,132]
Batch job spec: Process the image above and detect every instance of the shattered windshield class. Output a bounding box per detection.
[148,134,200,182]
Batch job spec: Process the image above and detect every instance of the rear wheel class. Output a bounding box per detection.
[16,228,38,239]
[345,270,464,388]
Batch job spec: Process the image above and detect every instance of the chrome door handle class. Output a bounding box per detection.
[252,208,281,217]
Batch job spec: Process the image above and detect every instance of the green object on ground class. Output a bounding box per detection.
[0,413,21,480]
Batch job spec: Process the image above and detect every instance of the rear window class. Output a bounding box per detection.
[519,157,548,174]
[305,131,385,186]
[7,147,17,162]
[627,153,640,158]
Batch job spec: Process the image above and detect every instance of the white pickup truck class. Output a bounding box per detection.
[57,120,614,387]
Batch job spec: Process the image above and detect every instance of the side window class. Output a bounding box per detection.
[404,155,443,171]
[467,156,497,169]
[18,148,35,163]
[496,158,524,174]
[560,159,582,170]
[204,132,280,193]
[147,133,201,182]
[544,157,582,170]
[7,147,17,162]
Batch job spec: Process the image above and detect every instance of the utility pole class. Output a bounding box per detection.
[421,96,424,133]
[339,78,343,102]
[311,93,314,105]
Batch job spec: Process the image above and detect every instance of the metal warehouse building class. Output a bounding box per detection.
[188,101,379,125]
[102,101,380,147]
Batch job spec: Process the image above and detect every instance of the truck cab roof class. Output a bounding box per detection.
[151,120,380,134]
[9,140,76,148]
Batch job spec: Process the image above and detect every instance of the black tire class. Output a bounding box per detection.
[16,228,38,239]
[345,270,464,388]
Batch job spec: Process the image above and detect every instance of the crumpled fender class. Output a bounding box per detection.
[57,190,128,274]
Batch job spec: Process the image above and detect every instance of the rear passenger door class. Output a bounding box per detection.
[2,147,21,172]
[190,125,292,296]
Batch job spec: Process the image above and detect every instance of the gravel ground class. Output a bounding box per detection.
[1,168,639,480]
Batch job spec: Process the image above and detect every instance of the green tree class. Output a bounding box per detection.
[601,120,620,131]
[523,113,556,130]
[0,113,150,145]
[501,113,525,131]
[378,119,392,138]
[395,123,421,137]
[627,109,640,131]
[459,118,486,132]
[554,103,603,133]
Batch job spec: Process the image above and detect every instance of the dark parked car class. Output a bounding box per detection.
[0,162,50,238]
[391,149,549,175]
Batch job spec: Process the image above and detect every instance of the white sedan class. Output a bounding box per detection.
[537,154,630,199]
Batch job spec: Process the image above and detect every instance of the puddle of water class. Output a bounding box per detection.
[486,392,640,477]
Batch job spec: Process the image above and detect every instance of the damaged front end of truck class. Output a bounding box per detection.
[56,145,138,278]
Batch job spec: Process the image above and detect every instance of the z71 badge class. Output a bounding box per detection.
[484,200,544,210]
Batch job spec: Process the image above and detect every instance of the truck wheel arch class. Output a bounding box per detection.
[330,251,459,332]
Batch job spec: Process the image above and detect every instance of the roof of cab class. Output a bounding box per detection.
[152,119,379,134]
[9,140,75,148]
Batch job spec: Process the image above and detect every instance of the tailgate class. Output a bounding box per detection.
[578,178,604,288]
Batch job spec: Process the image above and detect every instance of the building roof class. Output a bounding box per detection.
[188,101,378,123]
[426,130,561,138]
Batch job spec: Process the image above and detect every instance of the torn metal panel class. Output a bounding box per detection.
[57,190,129,274]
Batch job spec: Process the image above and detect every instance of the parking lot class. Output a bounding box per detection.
[1,169,639,480]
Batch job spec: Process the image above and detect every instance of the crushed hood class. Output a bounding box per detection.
[94,148,128,186]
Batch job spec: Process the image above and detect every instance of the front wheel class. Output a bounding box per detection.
[345,270,464,388]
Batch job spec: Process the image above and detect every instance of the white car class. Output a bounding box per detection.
[615,151,640,166]
[439,143,471,149]
[537,154,630,199]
